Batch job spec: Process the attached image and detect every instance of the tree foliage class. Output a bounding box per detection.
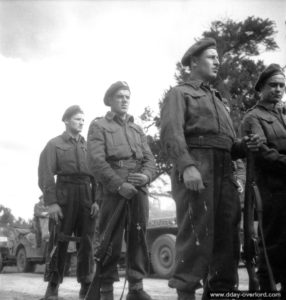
[142,16,279,176]
[0,205,32,228]
[139,99,171,179]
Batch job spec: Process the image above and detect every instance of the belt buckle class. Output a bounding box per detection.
[118,160,124,168]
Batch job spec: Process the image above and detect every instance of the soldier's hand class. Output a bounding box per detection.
[183,166,205,192]
[127,173,149,187]
[118,182,138,200]
[48,204,63,224]
[242,134,263,152]
[90,202,99,218]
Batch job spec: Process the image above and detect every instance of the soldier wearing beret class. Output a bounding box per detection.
[38,105,98,300]
[160,38,262,300]
[87,82,156,300]
[242,64,286,294]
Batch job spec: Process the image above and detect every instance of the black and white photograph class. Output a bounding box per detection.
[0,0,285,299]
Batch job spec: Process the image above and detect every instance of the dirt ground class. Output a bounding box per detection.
[0,266,248,300]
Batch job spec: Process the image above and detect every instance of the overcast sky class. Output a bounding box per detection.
[0,0,285,220]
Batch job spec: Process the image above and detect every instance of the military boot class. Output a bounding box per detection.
[126,289,152,300]
[43,282,59,300]
[79,282,90,299]
[177,290,196,300]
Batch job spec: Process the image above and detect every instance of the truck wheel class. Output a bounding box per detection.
[0,252,4,272]
[16,247,35,272]
[151,234,176,278]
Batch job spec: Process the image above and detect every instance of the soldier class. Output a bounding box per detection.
[241,64,286,294]
[38,105,98,300]
[87,81,156,300]
[33,195,48,247]
[160,38,262,300]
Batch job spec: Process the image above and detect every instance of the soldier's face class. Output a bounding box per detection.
[195,48,220,81]
[110,89,130,116]
[65,113,85,134]
[261,74,285,104]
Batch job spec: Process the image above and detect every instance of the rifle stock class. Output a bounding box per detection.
[85,260,101,300]
[44,219,62,282]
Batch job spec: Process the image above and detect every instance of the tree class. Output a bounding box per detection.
[0,205,15,226]
[142,16,279,176]
[139,92,172,178]
[0,205,32,228]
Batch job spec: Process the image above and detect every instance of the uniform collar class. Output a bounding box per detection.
[185,78,216,92]
[185,79,204,90]
[257,101,279,113]
[62,131,85,143]
[105,111,134,123]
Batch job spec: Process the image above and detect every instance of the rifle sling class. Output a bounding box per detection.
[85,197,127,300]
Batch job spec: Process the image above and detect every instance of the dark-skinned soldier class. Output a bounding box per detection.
[160,38,262,300]
[87,82,156,300]
[242,64,286,297]
[38,105,98,300]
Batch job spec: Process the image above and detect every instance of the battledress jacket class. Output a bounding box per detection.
[161,79,245,173]
[242,102,286,191]
[87,111,156,191]
[38,132,92,206]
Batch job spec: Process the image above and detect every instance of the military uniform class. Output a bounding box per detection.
[161,79,245,296]
[87,111,156,290]
[242,102,286,288]
[33,198,48,247]
[38,131,95,285]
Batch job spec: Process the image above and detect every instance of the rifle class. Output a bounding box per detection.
[243,146,260,291]
[44,219,61,282]
[44,219,81,282]
[243,136,277,291]
[85,196,127,300]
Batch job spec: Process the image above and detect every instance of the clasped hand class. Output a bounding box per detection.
[183,166,205,192]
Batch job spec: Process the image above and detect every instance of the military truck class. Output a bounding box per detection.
[0,215,77,274]
[147,216,177,278]
[0,216,49,272]
[119,193,177,278]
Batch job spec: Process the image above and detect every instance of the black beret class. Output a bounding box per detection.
[104,81,130,106]
[181,37,217,67]
[255,64,285,92]
[62,105,84,122]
